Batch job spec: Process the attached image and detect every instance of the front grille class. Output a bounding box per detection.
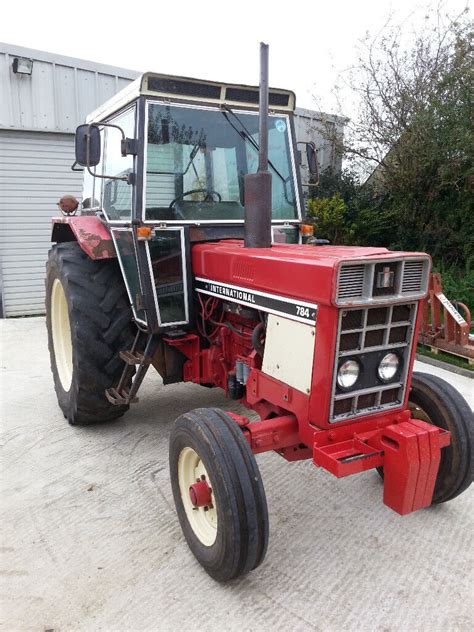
[341,309,363,330]
[402,260,425,293]
[330,302,417,422]
[338,265,365,300]
[336,257,429,305]
[393,304,411,321]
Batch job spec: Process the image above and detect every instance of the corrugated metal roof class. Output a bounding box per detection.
[0,43,140,133]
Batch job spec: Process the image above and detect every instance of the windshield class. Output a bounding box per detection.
[144,102,299,222]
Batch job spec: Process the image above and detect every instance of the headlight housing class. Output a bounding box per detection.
[378,352,400,382]
[337,360,360,389]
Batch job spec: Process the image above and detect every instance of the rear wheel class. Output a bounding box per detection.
[169,408,269,582]
[377,372,473,504]
[46,242,135,425]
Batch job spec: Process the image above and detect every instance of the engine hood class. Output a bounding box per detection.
[192,240,429,307]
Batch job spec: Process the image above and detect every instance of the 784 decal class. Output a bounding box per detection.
[194,277,317,325]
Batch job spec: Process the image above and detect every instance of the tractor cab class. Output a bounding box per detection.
[74,72,313,332]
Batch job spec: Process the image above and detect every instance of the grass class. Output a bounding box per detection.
[417,344,474,372]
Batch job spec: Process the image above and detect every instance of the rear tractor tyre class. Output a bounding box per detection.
[169,408,269,582]
[46,242,135,425]
[377,372,473,504]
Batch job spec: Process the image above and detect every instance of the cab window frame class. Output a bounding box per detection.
[142,99,302,224]
[84,103,138,223]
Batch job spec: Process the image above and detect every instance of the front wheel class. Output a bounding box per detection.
[169,408,269,582]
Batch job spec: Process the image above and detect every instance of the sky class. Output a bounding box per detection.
[0,0,469,119]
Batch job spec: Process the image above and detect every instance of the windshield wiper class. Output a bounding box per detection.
[221,106,291,193]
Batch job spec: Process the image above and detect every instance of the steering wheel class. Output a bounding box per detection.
[169,188,222,212]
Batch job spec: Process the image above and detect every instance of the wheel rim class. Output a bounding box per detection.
[178,447,217,546]
[51,278,73,392]
[408,400,433,424]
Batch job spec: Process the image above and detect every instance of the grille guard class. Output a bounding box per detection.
[330,302,418,422]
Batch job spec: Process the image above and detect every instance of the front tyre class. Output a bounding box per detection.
[46,242,135,425]
[169,408,269,582]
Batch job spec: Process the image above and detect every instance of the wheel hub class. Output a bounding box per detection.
[178,447,218,546]
[189,478,213,508]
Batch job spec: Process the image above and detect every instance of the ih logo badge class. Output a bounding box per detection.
[377,266,394,289]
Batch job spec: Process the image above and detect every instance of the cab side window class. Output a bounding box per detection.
[102,107,136,221]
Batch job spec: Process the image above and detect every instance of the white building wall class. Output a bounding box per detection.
[0,43,139,133]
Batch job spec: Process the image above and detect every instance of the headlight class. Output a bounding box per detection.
[378,353,400,381]
[337,360,360,389]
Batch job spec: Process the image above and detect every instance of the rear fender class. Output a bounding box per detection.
[51,216,116,260]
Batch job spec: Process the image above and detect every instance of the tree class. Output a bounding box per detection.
[315,6,473,269]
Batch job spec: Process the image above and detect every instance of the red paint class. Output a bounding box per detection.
[376,420,449,514]
[224,404,449,512]
[51,216,116,259]
[245,368,310,426]
[313,438,384,477]
[165,240,445,513]
[239,415,299,454]
[189,480,213,507]
[192,240,427,306]
[51,217,447,514]
[165,241,446,513]
[164,334,201,383]
[307,304,339,429]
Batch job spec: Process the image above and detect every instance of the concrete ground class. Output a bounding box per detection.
[1,316,473,632]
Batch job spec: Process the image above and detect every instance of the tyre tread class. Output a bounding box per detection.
[46,242,135,425]
[169,407,269,581]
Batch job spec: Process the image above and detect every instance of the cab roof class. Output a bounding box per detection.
[86,72,296,123]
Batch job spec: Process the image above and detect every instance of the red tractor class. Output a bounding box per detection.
[46,45,472,582]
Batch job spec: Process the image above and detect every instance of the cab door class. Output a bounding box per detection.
[103,106,190,331]
[98,106,150,326]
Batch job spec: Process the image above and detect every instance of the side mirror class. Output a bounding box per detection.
[306,142,319,176]
[75,124,101,167]
[297,141,320,186]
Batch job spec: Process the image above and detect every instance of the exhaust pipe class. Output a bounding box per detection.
[244,42,272,248]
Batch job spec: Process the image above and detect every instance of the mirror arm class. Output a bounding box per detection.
[84,122,133,184]
[90,121,126,142]
[71,161,83,172]
[86,167,133,184]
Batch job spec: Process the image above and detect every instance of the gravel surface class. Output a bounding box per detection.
[1,316,472,632]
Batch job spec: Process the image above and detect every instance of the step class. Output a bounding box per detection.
[105,387,139,406]
[313,438,383,478]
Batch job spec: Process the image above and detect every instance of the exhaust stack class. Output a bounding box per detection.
[244,42,272,248]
